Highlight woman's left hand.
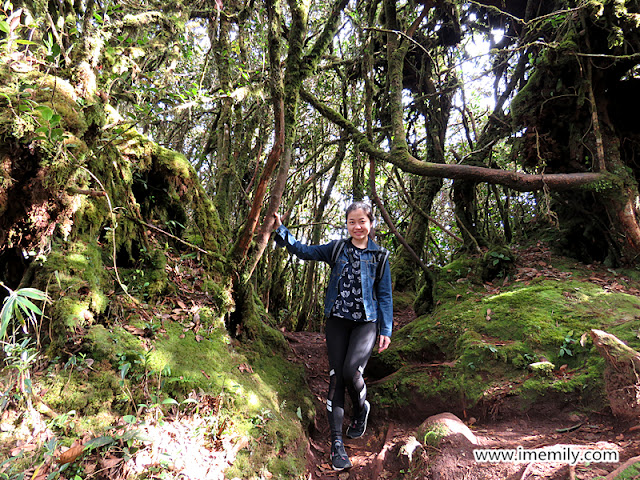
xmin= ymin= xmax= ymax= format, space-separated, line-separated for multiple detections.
xmin=378 ymin=335 xmax=390 ymax=352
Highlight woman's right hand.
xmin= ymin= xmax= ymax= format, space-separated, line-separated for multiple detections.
xmin=273 ymin=213 xmax=282 ymax=230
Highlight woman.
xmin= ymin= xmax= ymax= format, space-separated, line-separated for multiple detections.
xmin=272 ymin=201 xmax=393 ymax=471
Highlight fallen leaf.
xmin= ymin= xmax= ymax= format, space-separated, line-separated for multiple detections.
xmin=56 ymin=442 xmax=84 ymax=464
xmin=10 ymin=443 xmax=38 ymax=456
xmin=124 ymin=325 xmax=145 ymax=336
xmin=99 ymin=456 xmax=122 ymax=469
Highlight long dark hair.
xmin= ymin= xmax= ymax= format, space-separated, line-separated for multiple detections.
xmin=345 ymin=201 xmax=375 ymax=239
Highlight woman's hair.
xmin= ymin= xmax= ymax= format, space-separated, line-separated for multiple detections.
xmin=345 ymin=201 xmax=375 ymax=238
xmin=345 ymin=201 xmax=374 ymax=222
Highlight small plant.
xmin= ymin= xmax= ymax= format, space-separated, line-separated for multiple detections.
xmin=489 ymin=251 xmax=511 ymax=266
xmin=559 ymin=330 xmax=577 ymax=357
xmin=32 ymin=104 xmax=65 ymax=144
xmin=251 ymin=409 xmax=274 ymax=432
xmin=3 ymin=337 xmax=39 ymax=395
xmin=0 ymin=282 xmax=49 ymax=341
xmin=48 ymin=410 xmax=77 ymax=435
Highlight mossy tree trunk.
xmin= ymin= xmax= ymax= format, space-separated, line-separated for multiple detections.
xmin=391 ymin=27 xmax=454 ymax=292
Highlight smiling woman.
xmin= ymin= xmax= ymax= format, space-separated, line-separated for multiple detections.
xmin=271 ymin=202 xmax=392 ymax=471
xmin=346 ymin=201 xmax=374 ymax=248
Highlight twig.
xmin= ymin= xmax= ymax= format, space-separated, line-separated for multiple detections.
xmin=45 ymin=12 xmax=71 ymax=65
xmin=66 ymin=188 xmax=106 ymax=197
xmin=129 ymin=216 xmax=210 ymax=255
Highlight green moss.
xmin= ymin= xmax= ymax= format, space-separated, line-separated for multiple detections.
xmin=87 ymin=324 xmax=145 ymax=362
xmin=372 ymin=272 xmax=640 ymax=415
xmin=418 ymin=423 xmax=448 ymax=447
xmin=41 ymin=366 xmax=120 ymax=419
xmin=37 ymin=238 xmax=109 ymax=331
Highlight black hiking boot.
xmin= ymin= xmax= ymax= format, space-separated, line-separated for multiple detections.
xmin=346 ymin=400 xmax=370 ymax=439
xmin=330 ymin=439 xmax=352 ymax=471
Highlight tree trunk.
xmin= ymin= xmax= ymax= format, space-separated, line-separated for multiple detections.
xmin=296 ymin=140 xmax=346 ymax=331
xmin=590 ymin=329 xmax=640 ymax=419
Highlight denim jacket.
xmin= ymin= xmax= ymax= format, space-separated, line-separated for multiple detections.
xmin=274 ymin=225 xmax=393 ymax=337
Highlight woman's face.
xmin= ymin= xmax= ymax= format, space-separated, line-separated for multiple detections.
xmin=346 ymin=208 xmax=372 ymax=243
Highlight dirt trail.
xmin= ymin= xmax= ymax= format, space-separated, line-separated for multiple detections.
xmin=284 ymin=316 xmax=640 ymax=480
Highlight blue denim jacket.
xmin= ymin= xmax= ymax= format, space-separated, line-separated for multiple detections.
xmin=274 ymin=225 xmax=393 ymax=337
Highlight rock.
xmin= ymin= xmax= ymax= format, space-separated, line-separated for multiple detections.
xmin=418 ymin=413 xmax=483 ymax=480
xmin=416 ymin=412 xmax=479 ymax=447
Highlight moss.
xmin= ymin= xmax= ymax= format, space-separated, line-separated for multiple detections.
xmin=418 ymin=423 xmax=449 ymax=447
xmin=87 ymin=324 xmax=145 ymax=363
xmin=41 ymin=366 xmax=120 ymax=418
xmin=372 ymin=271 xmax=640 ymax=415
xmin=37 ymin=238 xmax=109 ymax=331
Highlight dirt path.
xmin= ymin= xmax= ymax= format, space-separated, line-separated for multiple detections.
xmin=284 ymin=313 xmax=640 ymax=479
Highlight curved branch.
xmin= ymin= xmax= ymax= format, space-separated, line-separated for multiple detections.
xmin=300 ymin=88 xmax=606 ymax=192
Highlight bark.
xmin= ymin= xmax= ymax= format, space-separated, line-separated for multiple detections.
xmin=233 ymin=0 xmax=286 ymax=262
xmin=239 ymin=0 xmax=351 ymax=278
xmin=590 ymin=329 xmax=640 ymax=419
xmin=212 ymin=12 xmax=234 ymax=228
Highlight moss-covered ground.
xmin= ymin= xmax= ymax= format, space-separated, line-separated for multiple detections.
xmin=0 ymin=252 xmax=313 ymax=480
xmin=371 ymin=247 xmax=640 ymax=419
xmin=1 ymin=311 xmax=312 ymax=480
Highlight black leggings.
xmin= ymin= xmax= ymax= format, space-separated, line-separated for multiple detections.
xmin=325 ymin=316 xmax=377 ymax=442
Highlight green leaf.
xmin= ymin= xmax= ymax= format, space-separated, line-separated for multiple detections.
xmin=15 ymin=296 xmax=42 ymax=316
xmin=120 ymin=362 xmax=130 ymax=379
xmin=35 ymin=105 xmax=54 ymax=121
xmin=0 ymin=20 xmax=9 ymax=33
xmin=84 ymin=436 xmax=115 ymax=450
xmin=51 ymin=128 xmax=64 ymax=140
xmin=17 ymin=288 xmax=48 ymax=301
xmin=16 ymin=40 xmax=38 ymax=45
xmin=122 ymin=415 xmax=136 ymax=424
xmin=162 ymin=398 xmax=179 ymax=405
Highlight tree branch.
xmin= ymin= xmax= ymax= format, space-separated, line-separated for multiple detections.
xmin=300 ymin=88 xmax=606 ymax=192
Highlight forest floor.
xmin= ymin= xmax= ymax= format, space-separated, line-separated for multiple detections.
xmin=283 ymin=244 xmax=640 ymax=480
